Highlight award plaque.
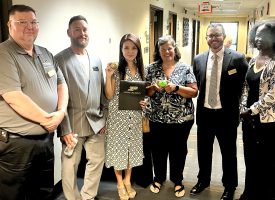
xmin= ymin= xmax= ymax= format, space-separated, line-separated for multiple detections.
xmin=119 ymin=80 xmax=146 ymax=110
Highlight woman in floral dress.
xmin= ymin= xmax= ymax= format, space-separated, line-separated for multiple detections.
xmin=105 ymin=33 xmax=145 ymax=200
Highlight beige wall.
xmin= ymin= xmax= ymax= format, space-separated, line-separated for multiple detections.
xmin=198 ymin=17 xmax=248 ymax=54
xmin=12 ymin=0 xmax=196 ymax=66
xmin=254 ymin=0 xmax=275 ymax=20
xmin=9 ymin=1 xmax=271 ymax=65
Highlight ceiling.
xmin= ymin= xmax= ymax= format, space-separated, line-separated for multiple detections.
xmin=172 ymin=0 xmax=265 ymax=17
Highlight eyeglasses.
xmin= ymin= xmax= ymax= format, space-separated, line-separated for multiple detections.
xmin=160 ymin=47 xmax=174 ymax=52
xmin=206 ymin=33 xmax=223 ymax=39
xmin=12 ymin=20 xmax=39 ymax=27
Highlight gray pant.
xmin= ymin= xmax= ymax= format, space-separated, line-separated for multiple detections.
xmin=61 ymin=134 xmax=105 ymax=200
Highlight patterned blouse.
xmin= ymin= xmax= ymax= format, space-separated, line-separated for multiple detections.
xmin=240 ymin=57 xmax=275 ymax=123
xmin=145 ymin=61 xmax=197 ymax=124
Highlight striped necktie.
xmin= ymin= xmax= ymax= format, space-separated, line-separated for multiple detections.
xmin=208 ymin=54 xmax=218 ymax=108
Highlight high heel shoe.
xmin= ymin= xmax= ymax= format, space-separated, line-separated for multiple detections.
xmin=117 ymin=185 xmax=129 ymax=200
xmin=123 ymin=180 xmax=136 ymax=198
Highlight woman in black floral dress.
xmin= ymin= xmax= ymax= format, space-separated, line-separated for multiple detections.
xmin=239 ymin=21 xmax=275 ymax=200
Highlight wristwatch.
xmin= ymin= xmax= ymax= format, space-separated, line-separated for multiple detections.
xmin=174 ymin=85 xmax=179 ymax=92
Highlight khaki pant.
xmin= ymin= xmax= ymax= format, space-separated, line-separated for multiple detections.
xmin=61 ymin=134 xmax=105 ymax=200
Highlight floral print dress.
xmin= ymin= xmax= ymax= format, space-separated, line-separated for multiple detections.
xmin=105 ymin=67 xmax=144 ymax=170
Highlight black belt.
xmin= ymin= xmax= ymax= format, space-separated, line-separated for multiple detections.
xmin=10 ymin=132 xmax=50 ymax=140
xmin=203 ymin=107 xmax=223 ymax=112
xmin=0 ymin=129 xmax=49 ymax=140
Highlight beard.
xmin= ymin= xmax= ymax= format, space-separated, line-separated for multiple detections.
xmin=208 ymin=41 xmax=223 ymax=50
xmin=71 ymin=37 xmax=89 ymax=48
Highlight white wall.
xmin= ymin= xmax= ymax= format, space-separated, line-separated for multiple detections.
xmin=12 ymin=0 xmax=194 ymax=184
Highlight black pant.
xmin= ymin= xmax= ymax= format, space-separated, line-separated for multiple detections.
xmin=150 ymin=120 xmax=194 ymax=186
xmin=197 ymin=108 xmax=238 ymax=189
xmin=241 ymin=117 xmax=275 ymax=200
xmin=0 ymin=134 xmax=54 ymax=200
xmin=132 ymin=132 xmax=153 ymax=188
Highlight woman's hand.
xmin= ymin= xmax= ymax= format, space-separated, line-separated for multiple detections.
xmin=240 ymin=109 xmax=255 ymax=128
xmin=139 ymin=100 xmax=147 ymax=110
xmin=147 ymin=83 xmax=162 ymax=92
xmin=105 ymin=63 xmax=116 ymax=79
xmin=164 ymin=81 xmax=177 ymax=93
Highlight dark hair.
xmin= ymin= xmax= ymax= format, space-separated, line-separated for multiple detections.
xmin=206 ymin=23 xmax=226 ymax=37
xmin=8 ymin=4 xmax=36 ymax=17
xmin=153 ymin=35 xmax=181 ymax=62
xmin=68 ymin=15 xmax=88 ymax=27
xmin=249 ymin=21 xmax=275 ymax=51
xmin=118 ymin=33 xmax=145 ymax=81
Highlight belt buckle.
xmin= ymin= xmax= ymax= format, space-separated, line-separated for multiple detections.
xmin=9 ymin=134 xmax=20 ymax=139
xmin=0 ymin=130 xmax=9 ymax=143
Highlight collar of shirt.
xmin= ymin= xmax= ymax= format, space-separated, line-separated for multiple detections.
xmin=209 ymin=46 xmax=224 ymax=60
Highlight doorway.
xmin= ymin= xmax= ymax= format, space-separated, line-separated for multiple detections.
xmin=149 ymin=5 xmax=163 ymax=63
xmin=191 ymin=19 xmax=200 ymax=64
xmin=0 ymin=0 xmax=12 ymax=42
xmin=168 ymin=12 xmax=177 ymax=41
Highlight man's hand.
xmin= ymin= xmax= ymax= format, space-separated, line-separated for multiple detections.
xmin=99 ymin=126 xmax=106 ymax=135
xmin=62 ymin=133 xmax=76 ymax=148
xmin=40 ymin=110 xmax=65 ymax=132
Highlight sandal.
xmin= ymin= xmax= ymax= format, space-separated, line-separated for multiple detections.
xmin=174 ymin=185 xmax=185 ymax=198
xmin=149 ymin=181 xmax=161 ymax=194
xmin=117 ymin=185 xmax=129 ymax=200
xmin=123 ymin=180 xmax=136 ymax=198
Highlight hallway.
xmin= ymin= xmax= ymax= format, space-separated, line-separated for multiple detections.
xmin=56 ymin=125 xmax=245 ymax=200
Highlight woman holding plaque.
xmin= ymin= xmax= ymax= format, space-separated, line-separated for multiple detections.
xmin=105 ymin=33 xmax=145 ymax=200
xmin=146 ymin=35 xmax=198 ymax=197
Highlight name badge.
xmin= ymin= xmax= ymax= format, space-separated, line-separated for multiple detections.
xmin=48 ymin=69 xmax=56 ymax=77
xmin=43 ymin=62 xmax=52 ymax=66
xmin=93 ymin=66 xmax=99 ymax=71
xmin=228 ymin=68 xmax=237 ymax=75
